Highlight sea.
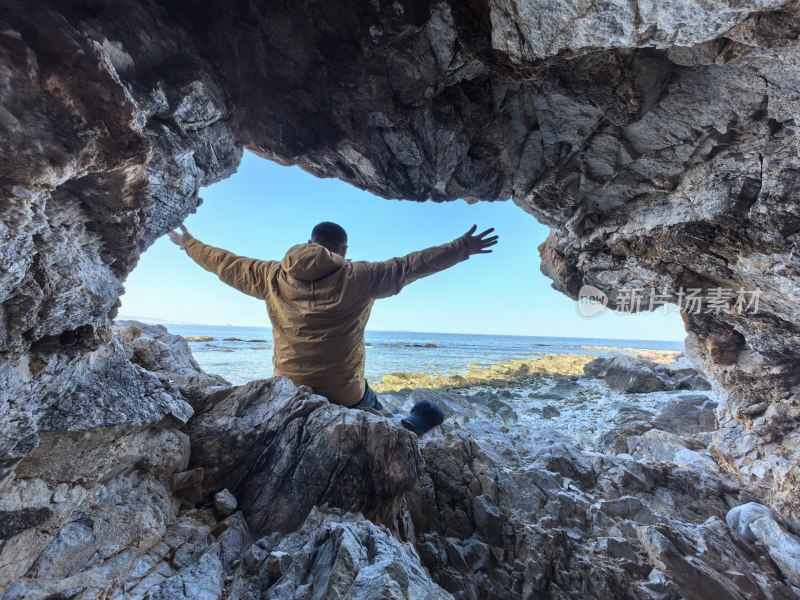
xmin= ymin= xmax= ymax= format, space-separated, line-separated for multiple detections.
xmin=160 ymin=324 xmax=684 ymax=386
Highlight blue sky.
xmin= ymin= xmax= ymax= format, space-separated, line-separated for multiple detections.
xmin=119 ymin=151 xmax=685 ymax=341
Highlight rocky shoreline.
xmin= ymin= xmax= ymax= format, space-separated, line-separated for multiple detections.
xmin=4 ymin=320 xmax=797 ymax=598
xmin=372 ymin=348 xmax=681 ymax=393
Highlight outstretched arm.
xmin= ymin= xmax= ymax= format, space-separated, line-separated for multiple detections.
xmin=168 ymin=225 xmax=275 ymax=299
xmin=366 ymin=225 xmax=498 ymax=299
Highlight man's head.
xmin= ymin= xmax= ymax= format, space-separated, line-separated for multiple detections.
xmin=310 ymin=222 xmax=348 ymax=257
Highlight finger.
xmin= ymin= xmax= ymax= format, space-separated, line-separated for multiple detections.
xmin=464 ymin=224 xmax=477 ymax=237
xmin=180 ymin=224 xmax=189 ymax=235
xmin=480 ymin=239 xmax=498 ymax=247
xmin=477 ymin=249 xmax=493 ymax=254
xmin=476 ymin=227 xmax=495 ymax=238
xmin=481 ymin=235 xmax=499 ymax=243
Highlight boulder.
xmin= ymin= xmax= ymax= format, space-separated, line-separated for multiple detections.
xmin=214 ymin=489 xmax=238 ymax=517
xmin=652 ymin=394 xmax=718 ymax=435
xmin=603 ymin=356 xmax=670 ymax=394
xmin=655 ymin=361 xmax=713 ymax=391
xmin=583 ymin=356 xmax=615 ymax=379
xmin=187 ymin=377 xmax=422 ymax=535
xmin=727 ymin=502 xmax=785 ymax=543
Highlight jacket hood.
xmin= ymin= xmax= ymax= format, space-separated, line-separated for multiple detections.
xmin=280 ymin=243 xmax=346 ymax=282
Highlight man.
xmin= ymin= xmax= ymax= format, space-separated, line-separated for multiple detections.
xmin=168 ymin=221 xmax=498 ymax=433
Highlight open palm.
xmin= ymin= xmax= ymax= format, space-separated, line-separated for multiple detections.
xmin=461 ymin=225 xmax=498 ymax=255
xmin=167 ymin=225 xmax=194 ymax=249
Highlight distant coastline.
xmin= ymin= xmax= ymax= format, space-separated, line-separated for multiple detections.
xmin=117 ymin=316 xmax=683 ymax=345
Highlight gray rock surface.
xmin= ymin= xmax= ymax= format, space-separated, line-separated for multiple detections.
xmin=627 ymin=429 xmax=721 ymax=471
xmin=114 ymin=320 xmax=230 ymax=405
xmin=0 ymin=322 xmax=224 ymax=595
xmin=187 ymin=377 xmax=422 ymax=535
xmin=2 ymin=0 xmax=800 ymax=596
xmin=604 ymin=356 xmax=670 ymax=394
xmin=399 ymin=409 xmax=788 ymax=599
xmin=652 ymin=394 xmax=718 ymax=435
xmin=1 ymin=323 xmax=796 ymax=597
xmin=228 ymin=508 xmax=453 ymax=600
xmin=727 ymin=502 xmax=782 ymax=542
xmin=748 ymin=516 xmax=800 ymax=588
xmin=214 ymin=489 xmax=238 ymax=517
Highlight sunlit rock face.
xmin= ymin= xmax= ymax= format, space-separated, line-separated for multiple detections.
xmin=2 ymin=0 xmax=800 ymax=595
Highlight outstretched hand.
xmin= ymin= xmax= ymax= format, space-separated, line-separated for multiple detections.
xmin=460 ymin=225 xmax=498 ymax=255
xmin=167 ymin=225 xmax=194 ymax=250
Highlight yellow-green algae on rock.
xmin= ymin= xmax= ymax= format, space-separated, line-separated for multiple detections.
xmin=372 ymin=349 xmax=681 ymax=393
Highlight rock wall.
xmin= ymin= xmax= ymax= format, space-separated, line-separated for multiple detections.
xmin=9 ymin=322 xmax=800 ymax=598
xmin=2 ymin=0 xmax=800 ymax=596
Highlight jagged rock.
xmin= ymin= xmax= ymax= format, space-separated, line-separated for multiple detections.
xmin=0 ymin=331 xmax=193 ymax=487
xmin=187 ymin=377 xmax=422 ymax=535
xmin=590 ymin=354 xmax=712 ymax=395
xmin=146 ymin=544 xmax=224 ymax=600
xmin=627 ymin=429 xmax=721 ymax=471
xmin=172 ymin=467 xmax=204 ymax=506
xmin=597 ymin=403 xmax=656 ymax=454
xmin=2 ymin=472 xmax=189 ymax=597
xmin=637 ymin=522 xmax=765 ymax=600
xmin=114 ymin=320 xmax=230 ymax=405
xmin=655 ymin=363 xmax=713 ymax=391
xmin=748 ymin=516 xmax=800 ymax=588
xmin=228 ymin=508 xmax=452 ymax=599
xmin=0 ymin=334 xmax=193 ymax=588
xmin=598 ymin=496 xmax=657 ymax=525
xmin=403 ymin=408 xmax=789 ymax=599
xmin=531 ymin=378 xmax=583 ymax=400
xmin=116 ymin=511 xmax=249 ymax=599
xmin=597 ymin=393 xmax=719 ymax=457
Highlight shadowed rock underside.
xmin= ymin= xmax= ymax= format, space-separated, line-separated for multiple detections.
xmin=2 ymin=0 xmax=800 ymax=597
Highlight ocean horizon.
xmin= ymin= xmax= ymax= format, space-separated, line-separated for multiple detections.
xmin=118 ymin=318 xmax=685 ymax=386
xmin=118 ymin=315 xmax=684 ymax=344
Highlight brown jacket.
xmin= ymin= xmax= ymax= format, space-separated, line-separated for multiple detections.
xmin=185 ymin=237 xmax=470 ymax=406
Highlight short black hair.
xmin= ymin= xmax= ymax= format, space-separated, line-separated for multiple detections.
xmin=311 ymin=222 xmax=347 ymax=250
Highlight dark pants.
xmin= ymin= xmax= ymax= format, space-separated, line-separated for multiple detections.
xmin=351 ymin=381 xmax=384 ymax=410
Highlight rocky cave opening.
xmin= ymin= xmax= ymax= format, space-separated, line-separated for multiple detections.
xmin=117 ymin=151 xmax=686 ymax=343
xmin=2 ymin=0 xmax=800 ymax=598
